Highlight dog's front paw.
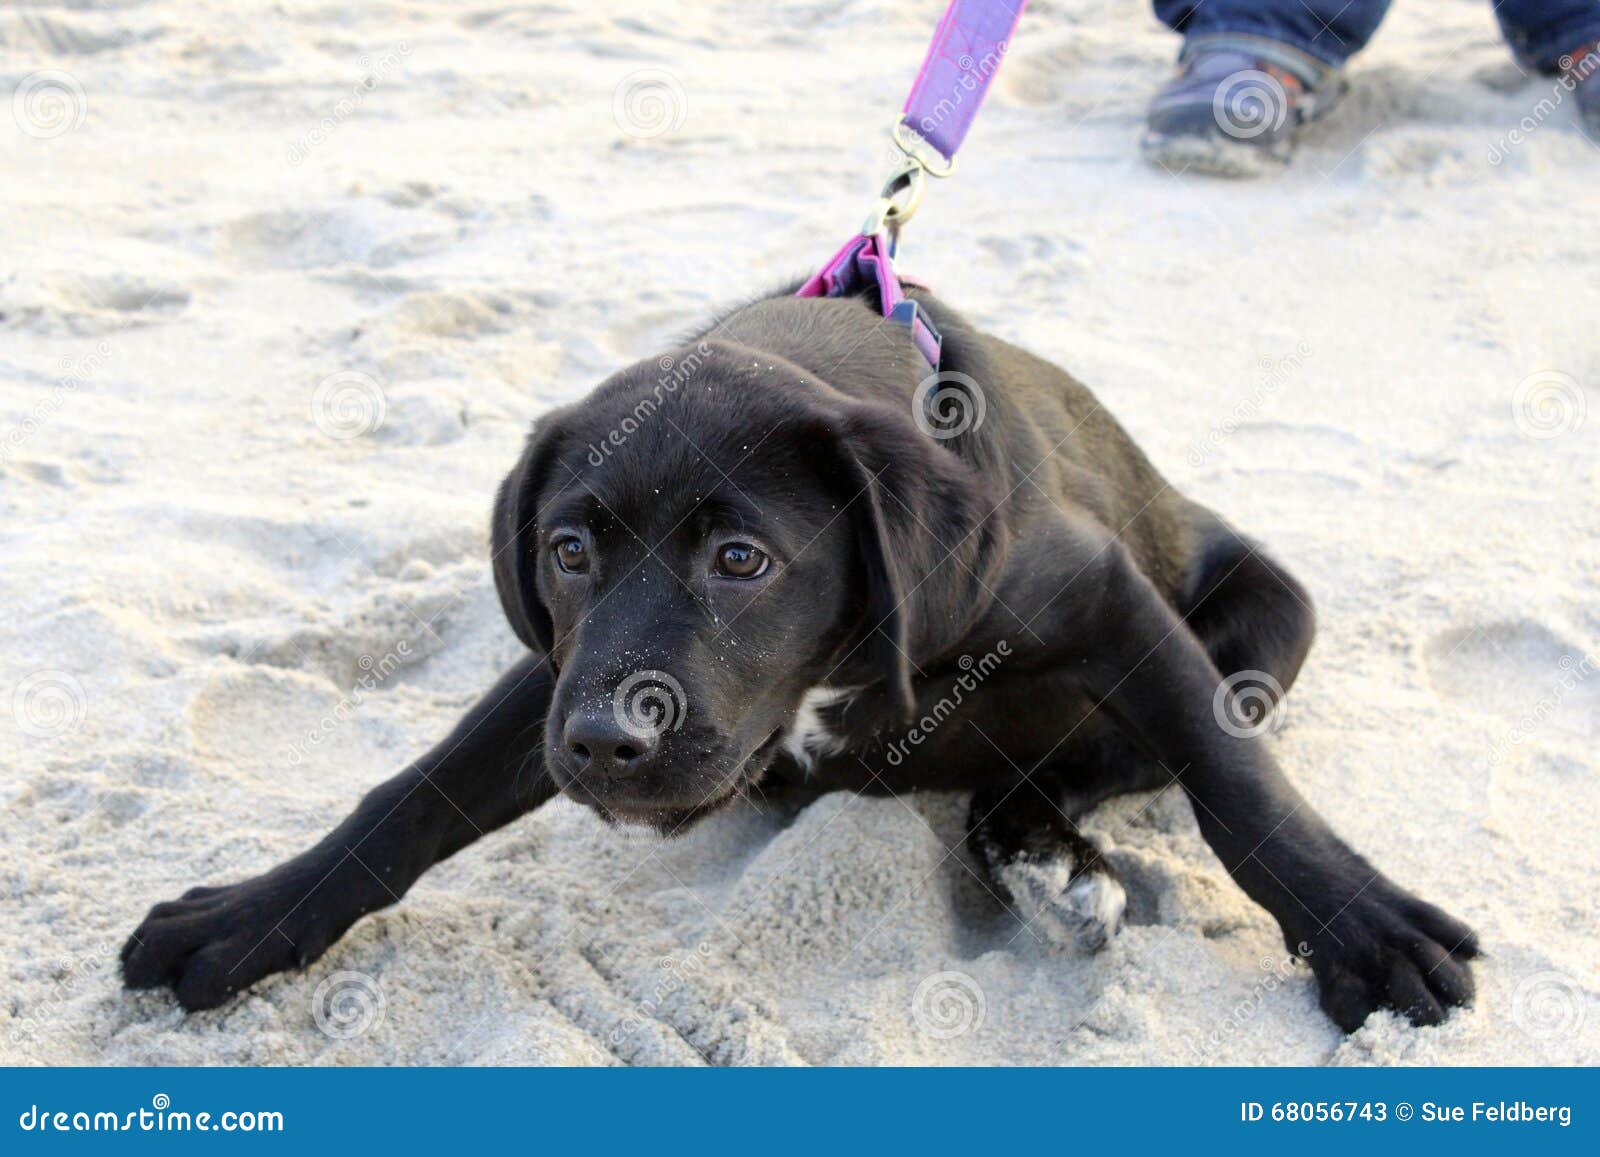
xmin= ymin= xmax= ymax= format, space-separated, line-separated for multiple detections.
xmin=1296 ymin=881 xmax=1479 ymax=1033
xmin=999 ymin=853 xmax=1126 ymax=954
xmin=122 ymin=869 xmax=345 ymax=1011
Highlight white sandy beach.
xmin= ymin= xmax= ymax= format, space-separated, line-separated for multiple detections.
xmin=2 ymin=0 xmax=1597 ymax=1065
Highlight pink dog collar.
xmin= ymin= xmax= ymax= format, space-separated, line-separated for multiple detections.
xmin=796 ymin=1 xmax=1028 ymax=370
xmin=794 ymin=232 xmax=942 ymax=369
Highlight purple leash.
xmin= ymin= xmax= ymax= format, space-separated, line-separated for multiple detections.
xmin=796 ymin=0 xmax=1029 ymax=369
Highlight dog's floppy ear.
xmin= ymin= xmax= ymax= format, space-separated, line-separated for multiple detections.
xmin=490 ymin=413 xmax=569 ymax=653
xmin=823 ymin=401 xmax=1006 ymax=720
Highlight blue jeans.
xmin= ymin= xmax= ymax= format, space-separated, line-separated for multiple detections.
xmin=1153 ymin=0 xmax=1600 ymax=71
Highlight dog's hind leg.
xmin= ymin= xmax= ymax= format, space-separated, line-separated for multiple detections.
xmin=1016 ymin=521 xmax=1475 ymax=1030
xmin=998 ymin=527 xmax=1317 ymax=867
xmin=968 ymin=782 xmax=1127 ymax=953
xmin=1181 ymin=520 xmax=1317 ymax=707
xmin=1047 ymin=522 xmax=1316 ymax=815
xmin=968 ymin=525 xmax=1316 ymax=952
xmin=1051 ymin=716 xmax=1176 ymax=818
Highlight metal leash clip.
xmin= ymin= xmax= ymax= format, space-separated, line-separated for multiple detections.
xmin=861 ymin=119 xmax=957 ymax=250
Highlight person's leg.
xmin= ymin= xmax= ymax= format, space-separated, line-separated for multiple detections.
xmin=1143 ymin=1 xmax=1392 ymax=175
xmin=1153 ymin=0 xmax=1394 ymax=68
xmin=1493 ymin=0 xmax=1600 ymax=72
xmin=1495 ymin=1 xmax=1600 ymax=140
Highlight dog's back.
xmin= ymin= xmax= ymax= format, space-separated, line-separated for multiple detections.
xmin=700 ymin=289 xmax=1203 ymax=604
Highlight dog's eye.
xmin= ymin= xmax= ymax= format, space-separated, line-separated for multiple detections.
xmin=552 ymin=535 xmax=590 ymax=574
xmin=712 ymin=542 xmax=769 ymax=579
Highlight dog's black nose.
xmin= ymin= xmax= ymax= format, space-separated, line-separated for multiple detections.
xmin=562 ymin=710 xmax=657 ymax=779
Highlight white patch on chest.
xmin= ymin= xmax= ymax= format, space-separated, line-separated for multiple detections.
xmin=780 ymin=685 xmax=857 ymax=771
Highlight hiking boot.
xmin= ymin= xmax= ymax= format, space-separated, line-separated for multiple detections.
xmin=1561 ymin=41 xmax=1600 ymax=140
xmin=1142 ymin=34 xmax=1349 ymax=177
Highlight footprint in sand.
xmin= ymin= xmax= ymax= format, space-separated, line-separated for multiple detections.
xmin=8 ymin=12 xmax=160 ymax=56
xmin=219 ymin=204 xmax=456 ymax=272
xmin=4 ymin=459 xmax=77 ymax=488
xmin=1 ymin=271 xmax=189 ymax=336
xmin=1360 ymin=128 xmax=1481 ymax=186
xmin=978 ymin=233 xmax=1058 ymax=265
xmin=976 ymin=233 xmax=1092 ymax=290
xmin=184 ymin=664 xmax=410 ymax=787
xmin=388 ymin=290 xmax=511 ymax=340
xmin=69 ymin=274 xmax=191 ymax=315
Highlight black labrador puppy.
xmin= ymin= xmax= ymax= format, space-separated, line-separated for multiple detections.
xmin=123 ymin=287 xmax=1478 ymax=1033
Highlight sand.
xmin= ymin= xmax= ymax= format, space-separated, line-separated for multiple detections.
xmin=2 ymin=0 xmax=1597 ymax=1066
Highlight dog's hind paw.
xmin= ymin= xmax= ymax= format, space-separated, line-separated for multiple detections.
xmin=999 ymin=854 xmax=1126 ymax=954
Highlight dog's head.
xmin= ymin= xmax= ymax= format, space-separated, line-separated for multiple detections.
xmin=490 ymin=335 xmax=1003 ymax=832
